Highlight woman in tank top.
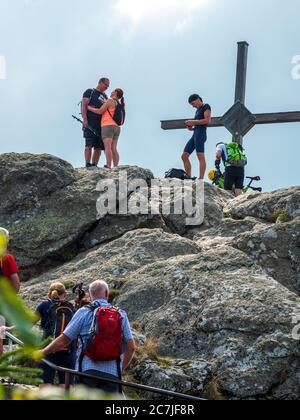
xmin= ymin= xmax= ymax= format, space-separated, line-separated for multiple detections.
xmin=88 ymin=88 xmax=125 ymax=169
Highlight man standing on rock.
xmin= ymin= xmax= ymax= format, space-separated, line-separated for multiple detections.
xmin=82 ymin=78 xmax=110 ymax=168
xmin=215 ymin=141 xmax=247 ymax=197
xmin=42 ymin=280 xmax=136 ymax=394
xmin=182 ymin=95 xmax=212 ymax=180
xmin=0 ymin=228 xmax=20 ymax=356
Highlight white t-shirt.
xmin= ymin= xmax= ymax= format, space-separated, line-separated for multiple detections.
xmin=216 ymin=143 xmax=228 ymax=164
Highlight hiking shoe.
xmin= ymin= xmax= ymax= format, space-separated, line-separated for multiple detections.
xmin=86 ymin=163 xmax=92 ymax=168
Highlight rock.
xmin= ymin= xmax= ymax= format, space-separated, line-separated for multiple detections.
xmin=223 ymin=187 xmax=300 ymax=222
xmin=188 ymin=217 xmax=265 ymax=248
xmin=0 ymin=153 xmax=162 ymax=280
xmin=21 ymin=229 xmax=201 ymax=306
xmin=151 ymin=180 xmax=231 ymax=235
xmin=115 ymin=245 xmax=300 ymax=399
xmin=3 ymin=153 xmax=300 ymax=400
xmin=131 ymin=357 xmax=212 ymax=399
xmin=231 ymin=218 xmax=300 ymax=293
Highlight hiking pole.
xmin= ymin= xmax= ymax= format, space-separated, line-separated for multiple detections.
xmin=72 ymin=115 xmax=100 ymax=138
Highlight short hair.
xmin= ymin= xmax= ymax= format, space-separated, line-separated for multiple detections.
xmin=188 ymin=94 xmax=203 ymax=104
xmin=99 ymin=77 xmax=109 ymax=85
xmin=89 ymin=281 xmax=109 ymax=299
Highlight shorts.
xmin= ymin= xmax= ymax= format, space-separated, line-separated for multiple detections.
xmin=81 ymin=370 xmax=121 ymax=395
xmin=85 ymin=137 xmax=104 ymax=150
xmin=224 ymin=166 xmax=245 ymax=190
xmin=102 ymin=125 xmax=121 ymax=142
xmin=39 ymin=351 xmax=77 ymax=385
xmin=184 ymin=129 xmax=207 ymax=154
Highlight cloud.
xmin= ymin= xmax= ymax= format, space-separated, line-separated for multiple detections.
xmin=112 ymin=0 xmax=206 ymax=34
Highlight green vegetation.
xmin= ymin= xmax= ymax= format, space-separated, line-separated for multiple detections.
xmin=271 ymin=209 xmax=291 ymax=223
xmin=203 ymin=377 xmax=226 ymax=401
xmin=0 ymin=279 xmax=44 ymax=397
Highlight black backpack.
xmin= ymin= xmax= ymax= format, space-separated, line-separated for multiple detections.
xmin=165 ymin=169 xmax=196 ymax=181
xmin=108 ymin=102 xmax=126 ymax=126
xmin=45 ymin=300 xmax=75 ymax=339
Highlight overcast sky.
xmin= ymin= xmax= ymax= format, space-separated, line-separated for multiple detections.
xmin=0 ymin=0 xmax=299 ymax=191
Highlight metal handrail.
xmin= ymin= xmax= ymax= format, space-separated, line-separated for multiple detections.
xmin=4 ymin=331 xmax=206 ymax=401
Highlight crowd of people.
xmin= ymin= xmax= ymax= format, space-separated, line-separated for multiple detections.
xmin=0 ymin=228 xmax=135 ymax=395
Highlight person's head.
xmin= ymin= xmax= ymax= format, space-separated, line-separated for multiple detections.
xmin=188 ymin=94 xmax=203 ymax=109
xmin=97 ymin=77 xmax=110 ymax=93
xmin=89 ymin=280 xmax=109 ymax=302
xmin=216 ymin=142 xmax=225 ymax=147
xmin=111 ymin=88 xmax=125 ymax=107
xmin=48 ymin=282 xmax=67 ymax=301
xmin=0 ymin=228 xmax=9 ymax=256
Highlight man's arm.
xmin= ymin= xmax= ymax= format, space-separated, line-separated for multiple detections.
xmin=216 ymin=150 xmax=222 ymax=160
xmin=186 ymin=110 xmax=212 ymax=127
xmin=122 ymin=339 xmax=136 ymax=371
xmin=82 ymin=97 xmax=89 ymax=129
xmin=88 ymin=99 xmax=113 ymax=115
xmin=9 ymin=274 xmax=20 ymax=293
xmin=43 ymin=334 xmax=71 ymax=357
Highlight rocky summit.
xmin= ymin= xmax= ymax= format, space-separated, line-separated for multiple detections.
xmin=2 ymin=153 xmax=300 ymax=400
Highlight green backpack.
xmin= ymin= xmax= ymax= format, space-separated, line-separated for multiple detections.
xmin=225 ymin=142 xmax=247 ymax=167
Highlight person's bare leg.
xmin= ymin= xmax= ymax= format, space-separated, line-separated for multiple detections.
xmin=112 ymin=140 xmax=120 ymax=167
xmin=235 ymin=189 xmax=243 ymax=197
xmin=197 ymin=153 xmax=207 ymax=180
xmin=103 ymin=139 xmax=113 ymax=168
xmin=181 ymin=153 xmax=192 ymax=177
xmin=0 ymin=339 xmax=3 ymax=357
xmin=85 ymin=147 xmax=92 ymax=163
xmin=92 ymin=149 xmax=101 ymax=166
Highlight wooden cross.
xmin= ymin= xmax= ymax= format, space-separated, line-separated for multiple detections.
xmin=161 ymin=41 xmax=300 ymax=145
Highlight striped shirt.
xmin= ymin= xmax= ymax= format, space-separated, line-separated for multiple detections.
xmin=63 ymin=299 xmax=133 ymax=378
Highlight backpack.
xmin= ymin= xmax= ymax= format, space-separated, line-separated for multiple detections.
xmin=165 ymin=168 xmax=195 ymax=180
xmin=225 ymin=142 xmax=247 ymax=167
xmin=45 ymin=300 xmax=75 ymax=339
xmin=83 ymin=305 xmax=123 ymax=362
xmin=108 ymin=102 xmax=126 ymax=126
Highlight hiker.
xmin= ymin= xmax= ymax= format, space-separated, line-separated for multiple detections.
xmin=182 ymin=95 xmax=212 ymax=180
xmin=0 ymin=228 xmax=20 ymax=357
xmin=82 ymin=77 xmax=110 ymax=168
xmin=36 ymin=283 xmax=76 ymax=387
xmin=42 ymin=280 xmax=136 ymax=395
xmin=88 ymin=88 xmax=125 ymax=169
xmin=215 ymin=141 xmax=247 ymax=197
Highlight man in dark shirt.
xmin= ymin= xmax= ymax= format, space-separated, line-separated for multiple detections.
xmin=82 ymin=77 xmax=110 ymax=168
xmin=182 ymin=94 xmax=212 ymax=180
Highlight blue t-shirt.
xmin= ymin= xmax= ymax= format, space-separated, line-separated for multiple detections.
xmin=63 ymin=299 xmax=133 ymax=377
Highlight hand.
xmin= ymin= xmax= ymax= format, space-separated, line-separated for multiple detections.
xmin=83 ymin=119 xmax=88 ymax=129
xmin=215 ymin=160 xmax=221 ymax=169
xmin=185 ymin=120 xmax=195 ymax=128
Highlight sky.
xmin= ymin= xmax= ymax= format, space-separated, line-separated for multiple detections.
xmin=0 ymin=0 xmax=299 ymax=191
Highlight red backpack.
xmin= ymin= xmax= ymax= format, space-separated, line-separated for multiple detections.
xmin=84 ymin=306 xmax=123 ymax=362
